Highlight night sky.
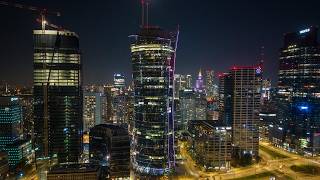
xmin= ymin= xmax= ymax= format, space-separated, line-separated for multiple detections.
xmin=1 ymin=0 xmax=320 ymax=86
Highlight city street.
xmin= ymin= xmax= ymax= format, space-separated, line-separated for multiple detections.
xmin=176 ymin=141 xmax=320 ymax=180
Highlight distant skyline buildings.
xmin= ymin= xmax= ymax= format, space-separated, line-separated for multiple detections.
xmin=83 ymin=92 xmax=105 ymax=132
xmin=2 ymin=0 xmax=320 ymax=178
xmin=205 ymin=69 xmax=215 ymax=97
xmin=195 ymin=69 xmax=205 ymax=93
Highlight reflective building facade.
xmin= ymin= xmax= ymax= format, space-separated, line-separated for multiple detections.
xmin=130 ymin=27 xmax=179 ymax=175
xmin=89 ymin=124 xmax=130 ymax=179
xmin=277 ymin=27 xmax=320 ymax=154
xmin=33 ymin=30 xmax=82 ymax=163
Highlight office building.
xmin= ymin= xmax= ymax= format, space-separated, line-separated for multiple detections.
xmin=186 ymin=75 xmax=193 ymax=89
xmin=174 ymin=74 xmax=188 ymax=98
xmin=218 ymin=73 xmax=233 ymax=126
xmin=207 ymin=97 xmax=219 ymax=120
xmin=205 ymin=69 xmax=215 ymax=97
xmin=188 ymin=120 xmax=232 ymax=171
xmin=0 ymin=96 xmax=22 ymax=149
xmin=261 ymin=79 xmax=272 ymax=103
xmin=180 ymin=89 xmax=196 ymax=130
xmin=113 ymin=73 xmax=125 ymax=94
xmin=130 ymin=27 xmax=179 ymax=175
xmin=277 ymin=27 xmax=320 ymax=154
xmin=33 ymin=30 xmax=83 ymax=163
xmin=195 ymin=91 xmax=207 ymax=120
xmin=195 ymin=69 xmax=205 ymax=93
xmin=110 ymin=74 xmax=127 ymax=124
xmin=103 ymin=85 xmax=114 ymax=124
xmin=47 ymin=164 xmax=102 ymax=180
xmin=83 ymin=92 xmax=105 ymax=132
xmin=89 ymin=124 xmax=130 ymax=179
xmin=0 ymin=96 xmax=32 ymax=168
xmin=230 ymin=66 xmax=262 ymax=162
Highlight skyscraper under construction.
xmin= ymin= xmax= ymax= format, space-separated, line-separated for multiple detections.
xmin=130 ymin=26 xmax=179 ymax=175
xmin=33 ymin=30 xmax=82 ymax=163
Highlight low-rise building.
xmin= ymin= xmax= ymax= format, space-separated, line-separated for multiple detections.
xmin=47 ymin=164 xmax=101 ymax=180
xmin=188 ymin=120 xmax=232 ymax=171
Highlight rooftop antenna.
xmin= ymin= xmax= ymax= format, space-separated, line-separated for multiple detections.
xmin=141 ymin=0 xmax=151 ymax=28
xmin=259 ymin=46 xmax=265 ymax=67
xmin=141 ymin=0 xmax=144 ymax=27
xmin=146 ymin=0 xmax=150 ymax=27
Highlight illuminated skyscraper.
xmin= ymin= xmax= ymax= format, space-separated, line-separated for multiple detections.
xmin=83 ymin=92 xmax=105 ymax=132
xmin=0 ymin=96 xmax=22 ymax=150
xmin=205 ymin=69 xmax=215 ymax=97
xmin=230 ymin=66 xmax=262 ymax=162
xmin=174 ymin=74 xmax=187 ymax=98
xmin=186 ymin=75 xmax=193 ymax=89
xmin=218 ymin=73 xmax=233 ymax=126
xmin=33 ymin=30 xmax=82 ymax=163
xmin=261 ymin=79 xmax=272 ymax=103
xmin=113 ymin=73 xmax=125 ymax=94
xmin=277 ymin=27 xmax=320 ymax=154
xmin=112 ymin=73 xmax=127 ymax=124
xmin=195 ymin=92 xmax=207 ymax=120
xmin=0 ymin=96 xmax=32 ymax=168
xmin=195 ymin=69 xmax=204 ymax=93
xmin=130 ymin=27 xmax=179 ymax=175
xmin=180 ymin=89 xmax=196 ymax=129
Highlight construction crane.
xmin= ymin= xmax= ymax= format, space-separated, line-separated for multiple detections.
xmin=0 ymin=0 xmax=61 ymax=30
xmin=0 ymin=0 xmax=63 ymax=162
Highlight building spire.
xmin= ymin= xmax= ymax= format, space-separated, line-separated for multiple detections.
xmin=198 ymin=68 xmax=202 ymax=78
xmin=140 ymin=0 xmax=151 ymax=28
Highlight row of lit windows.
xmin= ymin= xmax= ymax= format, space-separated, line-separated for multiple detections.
xmin=34 ymin=53 xmax=80 ymax=64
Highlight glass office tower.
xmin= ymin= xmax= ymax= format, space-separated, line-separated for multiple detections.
xmin=33 ymin=30 xmax=82 ymax=163
xmin=231 ymin=66 xmax=262 ymax=162
xmin=277 ymin=27 xmax=320 ymax=154
xmin=130 ymin=27 xmax=179 ymax=175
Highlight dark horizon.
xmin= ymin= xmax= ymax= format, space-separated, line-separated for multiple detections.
xmin=1 ymin=0 xmax=320 ymax=86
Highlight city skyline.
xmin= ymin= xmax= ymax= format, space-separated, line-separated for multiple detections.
xmin=1 ymin=0 xmax=320 ymax=85
xmin=1 ymin=0 xmax=320 ymax=179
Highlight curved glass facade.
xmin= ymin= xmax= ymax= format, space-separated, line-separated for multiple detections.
xmin=130 ymin=27 xmax=178 ymax=175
